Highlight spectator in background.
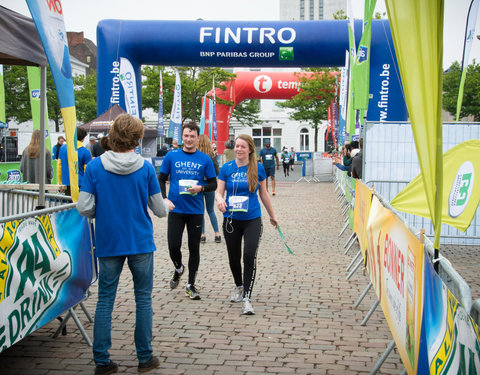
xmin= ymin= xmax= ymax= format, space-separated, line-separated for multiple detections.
xmin=57 ymin=127 xmax=92 ymax=196
xmin=86 ymin=135 xmax=97 ymax=154
xmin=197 ymin=135 xmax=221 ymax=244
xmin=20 ymin=129 xmax=53 ymax=184
xmin=351 ymin=138 xmax=363 ymax=179
xmin=92 ymin=133 xmax=106 ymax=158
xmin=52 ymin=135 xmax=65 ymax=160
xmin=156 ymin=144 xmax=169 ymax=157
xmin=222 ymin=140 xmax=235 ymax=164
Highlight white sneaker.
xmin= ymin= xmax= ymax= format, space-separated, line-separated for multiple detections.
xmin=242 ymin=298 xmax=255 ymax=315
xmin=230 ymin=286 xmax=244 ymax=302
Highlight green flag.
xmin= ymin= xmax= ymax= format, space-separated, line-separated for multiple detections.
xmin=27 ymin=66 xmax=51 ymax=151
xmin=385 ymin=0 xmax=444 ymax=249
xmin=352 ymin=0 xmax=377 ymax=110
xmin=0 ymin=64 xmax=5 ymax=125
xmin=346 ymin=2 xmax=356 ymax=137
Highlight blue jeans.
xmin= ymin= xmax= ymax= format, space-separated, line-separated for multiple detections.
xmin=202 ymin=191 xmax=219 ymax=234
xmin=93 ymin=252 xmax=154 ymax=365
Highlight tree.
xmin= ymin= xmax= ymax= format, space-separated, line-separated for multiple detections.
xmin=277 ymin=68 xmax=338 ymax=151
xmin=333 ymin=10 xmax=347 ymax=19
xmin=443 ymin=60 xmax=480 ymax=121
xmin=141 ymin=66 xmax=235 ymax=124
xmin=232 ymin=99 xmax=262 ymax=127
xmin=74 ymin=71 xmax=97 ymax=123
xmin=3 ymin=65 xmax=63 ymax=131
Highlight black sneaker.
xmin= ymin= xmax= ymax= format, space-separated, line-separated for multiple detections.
xmin=169 ymin=266 xmax=184 ymax=289
xmin=200 ymin=235 xmax=206 ymax=243
xmin=215 ymin=235 xmax=221 ymax=243
xmin=185 ymin=285 xmax=201 ymax=300
xmin=138 ymin=355 xmax=160 ymax=373
xmin=95 ymin=360 xmax=118 ymax=375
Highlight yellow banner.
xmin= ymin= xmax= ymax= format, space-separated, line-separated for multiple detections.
xmin=385 ymin=0 xmax=444 ymax=248
xmin=391 ymin=140 xmax=480 ymax=232
xmin=61 ymin=106 xmax=79 ymax=202
xmin=353 ymin=179 xmax=373 ymax=258
xmin=366 ymin=196 xmax=424 ymax=374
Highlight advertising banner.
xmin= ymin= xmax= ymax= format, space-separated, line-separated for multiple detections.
xmin=26 ymin=0 xmax=79 ymax=201
xmin=385 ymin=0 xmax=444 ymax=248
xmin=119 ymin=57 xmax=139 ymax=119
xmin=366 ymin=196 xmax=424 ymax=374
xmin=0 ymin=209 xmax=93 ymax=353
xmin=353 ymin=179 xmax=373 ymax=257
xmin=157 ymin=70 xmax=164 ymax=137
xmin=27 ymin=66 xmax=51 ymax=151
xmin=168 ymin=70 xmax=182 ymax=142
xmin=391 ymin=140 xmax=480 ymax=233
xmin=422 ymin=254 xmax=480 ymax=374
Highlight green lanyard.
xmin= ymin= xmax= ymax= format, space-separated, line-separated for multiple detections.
xmin=277 ymin=226 xmax=293 ymax=254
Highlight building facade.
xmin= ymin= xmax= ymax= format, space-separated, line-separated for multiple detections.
xmin=280 ymin=0 xmax=347 ymax=21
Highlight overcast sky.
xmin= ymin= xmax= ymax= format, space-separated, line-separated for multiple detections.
xmin=1 ymin=0 xmax=479 ymax=69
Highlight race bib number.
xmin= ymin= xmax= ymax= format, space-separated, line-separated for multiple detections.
xmin=179 ymin=179 xmax=198 ymax=195
xmin=265 ymin=154 xmax=273 ymax=160
xmin=228 ymin=196 xmax=249 ymax=212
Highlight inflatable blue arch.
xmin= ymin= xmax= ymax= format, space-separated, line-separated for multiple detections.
xmin=96 ymin=19 xmax=407 ymax=122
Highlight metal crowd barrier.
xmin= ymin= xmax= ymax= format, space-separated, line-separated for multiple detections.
xmin=0 ymin=189 xmax=94 ymax=347
xmin=334 ymin=172 xmax=475 ymax=374
xmin=0 ymin=188 xmax=72 ymax=218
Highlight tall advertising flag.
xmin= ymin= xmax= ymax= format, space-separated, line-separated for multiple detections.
xmin=352 ymin=0 xmax=377 ymax=111
xmin=168 ymin=70 xmax=182 ymax=142
xmin=26 ymin=0 xmax=79 ymax=201
xmin=208 ymin=97 xmax=213 ymax=140
xmin=119 ymin=57 xmax=139 ymax=119
xmin=157 ymin=70 xmax=164 ymax=137
xmin=346 ymin=0 xmax=357 ymax=137
xmin=385 ymin=0 xmax=444 ymax=250
xmin=200 ymin=92 xmax=206 ymax=135
xmin=0 ymin=65 xmax=5 ymax=125
xmin=212 ymin=78 xmax=217 ymax=141
xmin=456 ymin=0 xmax=480 ymax=122
xmin=27 ymin=66 xmax=51 ymax=151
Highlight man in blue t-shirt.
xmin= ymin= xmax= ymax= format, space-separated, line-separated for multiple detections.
xmin=57 ymin=127 xmax=92 ymax=196
xmin=257 ymin=140 xmax=279 ymax=195
xmin=158 ymin=122 xmax=217 ymax=300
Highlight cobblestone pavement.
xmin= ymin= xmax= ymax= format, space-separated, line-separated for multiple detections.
xmin=1 ymin=176 xmax=479 ymax=374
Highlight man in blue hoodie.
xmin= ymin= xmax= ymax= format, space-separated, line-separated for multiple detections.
xmin=77 ymin=114 xmax=172 ymax=375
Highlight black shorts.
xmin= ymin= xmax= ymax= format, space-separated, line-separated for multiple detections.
xmin=265 ymin=167 xmax=275 ymax=177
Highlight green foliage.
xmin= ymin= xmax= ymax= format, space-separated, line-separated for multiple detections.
xmin=277 ymin=68 xmax=338 ymax=151
xmin=232 ymin=99 xmax=262 ymax=127
xmin=3 ymin=65 xmax=30 ymax=123
xmin=73 ymin=72 xmax=97 ymax=123
xmin=333 ymin=9 xmax=347 ymax=19
xmin=443 ymin=60 xmax=480 ymax=121
xmin=141 ymin=66 xmax=236 ymax=124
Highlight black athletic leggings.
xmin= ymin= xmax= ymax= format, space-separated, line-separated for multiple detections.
xmin=223 ymin=217 xmax=263 ymax=299
xmin=167 ymin=212 xmax=203 ymax=285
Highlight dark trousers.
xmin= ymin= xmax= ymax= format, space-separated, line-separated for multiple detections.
xmin=167 ymin=212 xmax=203 ymax=285
xmin=223 ymin=217 xmax=262 ymax=299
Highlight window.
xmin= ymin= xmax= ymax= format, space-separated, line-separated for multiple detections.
xmin=252 ymin=127 xmax=282 ymax=154
xmin=300 ymin=0 xmax=305 ymax=20
xmin=300 ymin=128 xmax=309 ymax=151
xmin=318 ymin=0 xmax=324 ymax=19
xmin=309 ymin=0 xmax=314 ymax=19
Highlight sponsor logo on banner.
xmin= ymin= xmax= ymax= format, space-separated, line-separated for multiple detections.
xmin=0 ymin=217 xmax=72 ymax=350
xmin=357 ymin=45 xmax=368 ymax=64
xmin=253 ymin=75 xmax=273 ymax=93
xmin=448 ymin=161 xmax=474 ymax=218
xmin=199 ymin=27 xmax=296 ymax=44
xmin=31 ymin=89 xmax=40 ymax=100
xmin=279 ymin=47 xmax=294 ymax=61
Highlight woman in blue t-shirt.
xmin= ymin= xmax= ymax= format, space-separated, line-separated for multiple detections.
xmin=215 ymin=134 xmax=279 ymax=315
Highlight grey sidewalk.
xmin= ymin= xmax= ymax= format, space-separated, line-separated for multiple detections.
xmin=1 ymin=181 xmax=478 ymax=374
